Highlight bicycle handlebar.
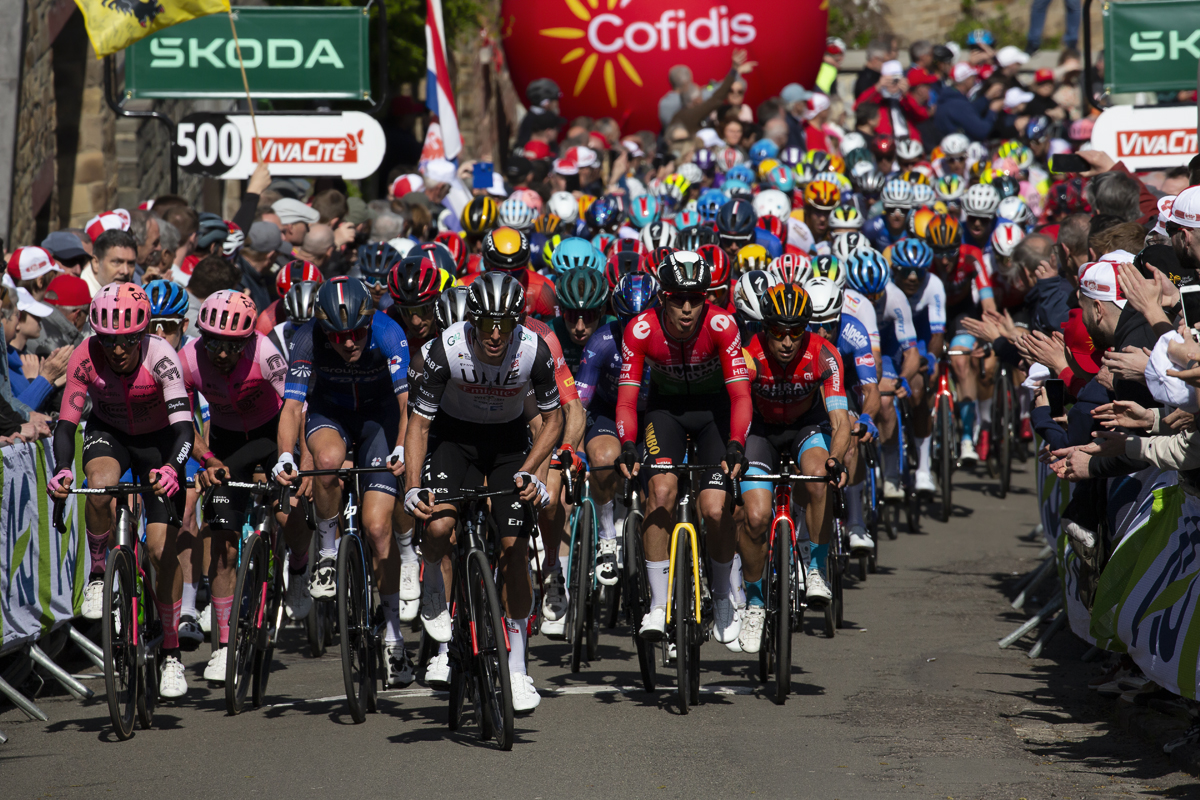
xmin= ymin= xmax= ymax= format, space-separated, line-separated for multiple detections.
xmin=52 ymin=482 xmax=176 ymax=534
xmin=418 ymin=487 xmax=532 ymax=508
xmin=619 ymin=462 xmax=744 ymax=506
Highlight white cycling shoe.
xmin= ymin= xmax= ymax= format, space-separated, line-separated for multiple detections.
xmin=425 ymin=651 xmax=451 ymax=687
xmin=419 ymin=585 xmax=452 ymax=643
xmin=713 ymin=596 xmax=742 ymax=644
xmin=511 ymin=673 xmax=541 ymax=713
xmin=399 ymin=560 xmax=421 ymax=602
xmin=738 ymin=606 xmax=766 ymax=654
xmin=639 ymin=606 xmax=666 ymax=641
xmin=959 ymin=438 xmax=978 ymax=465
xmin=595 ymin=538 xmax=620 ymax=586
xmin=204 ymin=646 xmax=227 ymax=682
xmin=848 ymin=525 xmax=874 ymax=554
xmin=81 ymin=579 xmax=105 ymax=620
xmin=285 ymin=573 xmax=313 ymax=621
xmin=159 ymin=655 xmax=188 ymax=699
xmin=882 ymin=478 xmax=904 ymax=501
xmin=805 ymin=569 xmax=832 ymax=607
xmin=540 ymin=572 xmax=568 ymax=639
xmin=915 ymin=470 xmax=937 ymax=495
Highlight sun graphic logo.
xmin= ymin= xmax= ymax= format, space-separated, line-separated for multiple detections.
xmin=539 ymin=2 xmax=758 ymax=107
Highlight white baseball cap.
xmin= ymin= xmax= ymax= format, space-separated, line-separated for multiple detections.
xmin=1079 ymin=261 xmax=1127 ymax=308
xmin=996 ymin=46 xmax=1031 ymax=68
xmin=1172 ymin=185 xmax=1200 ymax=228
xmin=951 ymin=63 xmax=978 ymax=84
xmin=1154 ymin=195 xmax=1177 ymax=235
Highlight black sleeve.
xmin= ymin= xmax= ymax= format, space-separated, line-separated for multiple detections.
xmin=167 ymin=419 xmax=194 ymax=476
xmin=530 ymin=338 xmax=561 ymax=413
xmin=1090 ymin=454 xmax=1149 ymax=479
xmin=52 ymin=419 xmax=76 ymax=470
xmin=412 ymin=337 xmax=450 ymax=419
xmin=232 ymin=192 xmax=260 ymax=238
xmin=991 ymin=336 xmax=1022 ymax=367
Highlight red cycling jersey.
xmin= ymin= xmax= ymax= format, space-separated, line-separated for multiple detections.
xmin=523 ymin=316 xmax=580 ymax=404
xmin=462 ymin=268 xmax=558 ymax=319
xmin=938 ymin=244 xmax=993 ymax=309
xmin=616 ymin=304 xmax=752 ymax=444
xmin=743 ymin=332 xmax=848 ymax=425
xmin=255 ymin=299 xmax=282 ymax=334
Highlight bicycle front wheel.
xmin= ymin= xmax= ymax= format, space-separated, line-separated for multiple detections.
xmin=672 ymin=528 xmax=693 ymax=714
xmin=467 ymin=549 xmax=514 ymax=751
xmin=253 ymin=537 xmax=285 ymax=707
xmin=102 ymin=548 xmax=137 ymax=740
xmin=622 ymin=505 xmax=655 ymax=692
xmin=938 ymin=396 xmax=954 ymax=523
xmin=226 ymin=533 xmax=268 ymax=716
xmin=774 ymin=521 xmax=793 ymax=704
xmin=567 ymin=503 xmax=593 ymax=673
xmin=337 ymin=534 xmax=372 ymax=724
xmin=304 ymin=535 xmax=327 ymax=658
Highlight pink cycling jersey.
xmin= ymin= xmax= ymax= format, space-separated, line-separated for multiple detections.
xmin=179 ymin=332 xmax=287 ymax=432
xmin=60 ymin=335 xmax=192 ymax=434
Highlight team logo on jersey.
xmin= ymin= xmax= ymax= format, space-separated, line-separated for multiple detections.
xmin=856 ymin=354 xmax=876 ymax=368
xmin=631 ymin=320 xmax=652 ymax=339
xmin=437 ymin=472 xmax=447 ymax=479
xmin=710 ymin=314 xmax=731 ymax=332
xmin=388 ymin=355 xmax=405 ymax=375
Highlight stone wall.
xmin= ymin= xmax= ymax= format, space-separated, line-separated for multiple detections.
xmin=883 ymin=0 xmax=1103 ymax=50
xmin=11 ymin=0 xmax=60 ymax=247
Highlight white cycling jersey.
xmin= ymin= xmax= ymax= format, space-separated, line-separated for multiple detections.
xmin=872 ymin=282 xmax=919 ymax=353
xmin=842 ymin=289 xmax=880 ymax=350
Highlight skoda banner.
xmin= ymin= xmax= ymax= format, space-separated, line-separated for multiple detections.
xmin=1105 ymin=0 xmax=1200 ymax=94
xmin=501 ymin=0 xmax=826 ymax=132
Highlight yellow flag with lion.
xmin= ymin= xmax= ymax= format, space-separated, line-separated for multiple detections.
xmin=74 ymin=0 xmax=231 ymax=58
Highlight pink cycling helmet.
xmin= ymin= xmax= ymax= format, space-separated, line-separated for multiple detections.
xmin=197 ymin=289 xmax=257 ymax=338
xmin=90 ymin=283 xmax=151 ymax=335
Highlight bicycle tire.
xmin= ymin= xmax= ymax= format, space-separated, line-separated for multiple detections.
xmin=673 ymin=527 xmax=692 ymax=714
xmin=136 ymin=548 xmax=158 ymax=731
xmin=304 ymin=536 xmax=326 ymax=658
xmin=226 ymin=533 xmax=268 ymax=716
xmin=833 ymin=527 xmax=845 ymax=630
xmin=568 ymin=503 xmax=592 ymax=673
xmin=622 ymin=506 xmax=655 ymax=692
xmin=337 ymin=534 xmax=372 ymax=724
xmin=253 ymin=541 xmax=285 ymax=707
xmin=103 ymin=548 xmax=136 ymax=740
xmin=447 ymin=647 xmax=467 ymax=731
xmin=759 ymin=525 xmax=777 ymax=684
xmin=774 ymin=520 xmax=792 ymax=704
xmin=938 ymin=397 xmax=954 ymax=523
xmin=466 ymin=549 xmax=514 ymax=750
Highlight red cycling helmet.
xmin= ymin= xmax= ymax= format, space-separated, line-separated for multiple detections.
xmin=434 ymin=231 xmax=467 ymax=274
xmin=648 ymin=246 xmax=677 ymax=277
xmin=275 ymin=259 xmax=323 ymax=296
xmin=696 ymin=244 xmax=731 ymax=288
xmin=872 ymin=134 xmax=895 ymax=157
xmin=605 ymin=250 xmax=651 ymax=289
xmin=608 ymin=237 xmax=646 ymax=258
xmin=756 ymin=215 xmax=786 ymax=240
xmin=388 ymin=256 xmax=443 ymax=306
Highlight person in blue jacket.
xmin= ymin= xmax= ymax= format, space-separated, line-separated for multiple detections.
xmin=933 ymin=64 xmax=1003 ymax=141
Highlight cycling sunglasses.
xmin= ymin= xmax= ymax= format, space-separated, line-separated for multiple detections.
xmin=765 ymin=323 xmax=806 ymax=340
xmin=664 ymin=291 xmax=706 ymax=306
xmin=808 ymin=319 xmax=839 ymax=333
xmin=894 ymin=266 xmax=926 ymax=281
xmin=475 ymin=316 xmax=518 ymax=335
xmin=932 ymin=247 xmax=960 ymax=260
xmin=361 ymin=273 xmax=388 ymax=287
xmin=564 ymin=308 xmax=602 ymax=324
xmin=97 ymin=331 xmax=147 ymax=351
xmin=884 ymin=206 xmax=908 ymax=215
xmin=203 ymin=335 xmax=248 ymax=357
xmin=151 ymin=317 xmax=182 ymax=337
xmin=329 ymin=327 xmax=370 ymax=345
xmin=400 ymin=303 xmax=436 ymax=319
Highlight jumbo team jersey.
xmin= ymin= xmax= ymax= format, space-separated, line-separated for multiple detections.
xmin=616 ymin=304 xmax=753 ymax=444
xmin=743 ymin=332 xmax=849 ymax=425
xmin=283 ymin=311 xmax=410 ymax=411
xmin=178 ymin=332 xmax=287 ymax=433
xmin=461 ymin=269 xmax=559 ymax=320
xmin=413 ymin=321 xmax=560 ymax=424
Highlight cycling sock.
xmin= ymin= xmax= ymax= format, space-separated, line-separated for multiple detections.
xmin=598 ymin=500 xmax=616 ymax=541
xmin=710 ymin=557 xmax=733 ymax=598
xmin=156 ymin=599 xmax=182 ymax=649
xmin=745 ymin=578 xmax=764 ymax=607
xmin=978 ymin=396 xmax=993 ymax=425
xmin=882 ymin=439 xmax=900 ymax=479
xmin=1019 ymin=388 xmax=1031 ymax=420
xmin=558 ymin=554 xmax=569 ymax=575
xmin=212 ymin=594 xmax=233 ymax=645
xmin=437 ymin=641 xmax=449 ymax=657
xmin=730 ymin=553 xmax=746 ymax=606
xmin=647 ymin=559 xmax=669 ymax=609
xmin=917 ymin=436 xmax=932 ymax=474
xmin=288 ymin=548 xmax=308 ymax=573
xmin=506 ymin=617 xmax=528 ymax=676
xmin=317 ymin=517 xmax=338 ymax=560
xmin=845 ymin=482 xmax=865 ymax=528
xmin=810 ymin=543 xmax=829 ymax=577
xmin=394 ymin=528 xmax=418 ymax=564
xmin=181 ymin=581 xmax=198 ymax=619
xmin=380 ymin=592 xmax=404 ymax=644
xmin=86 ymin=529 xmax=109 ymax=577
xmin=959 ymin=400 xmax=976 ymax=442
xmin=422 ymin=557 xmax=445 ymax=596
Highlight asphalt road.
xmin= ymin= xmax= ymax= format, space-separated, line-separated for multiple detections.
xmin=3 ymin=461 xmax=1195 ymax=799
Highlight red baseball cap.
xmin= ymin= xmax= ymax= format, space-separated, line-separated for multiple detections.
xmin=1035 ymin=68 xmax=1055 ymax=84
xmin=43 ymin=274 xmax=92 ymax=307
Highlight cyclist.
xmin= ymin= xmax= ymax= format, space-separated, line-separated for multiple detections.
xmin=735 ymin=282 xmax=854 ymax=653
xmin=616 ymin=251 xmax=752 ymax=646
xmin=460 ymin=196 xmax=499 ymax=260
xmin=797 ymin=179 xmax=842 ymax=256
xmin=576 ymin=272 xmax=660 ymax=584
xmin=961 ymin=183 xmax=1001 ymax=250
xmin=268 ymin=281 xmax=321 ymax=360
xmin=49 ymin=283 xmax=194 ymax=698
xmin=864 ymin=179 xmax=914 ymax=252
xmin=387 ymin=254 xmax=451 ymax=358
xmin=462 ymin=227 xmax=558 ymax=320
xmin=258 ymin=260 xmax=322 ymax=335
xmin=405 ymin=272 xmax=564 ymax=713
xmin=716 ymin=199 xmax=759 ymax=264
xmin=273 ymin=277 xmax=414 ymax=687
xmin=702 ymin=244 xmax=736 ymax=309
xmin=553 ymin=267 xmax=613 ymax=371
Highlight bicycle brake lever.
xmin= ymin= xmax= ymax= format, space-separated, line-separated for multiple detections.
xmin=53 ymin=498 xmax=66 ymax=533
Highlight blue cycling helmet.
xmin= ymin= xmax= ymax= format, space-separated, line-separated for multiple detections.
xmin=528 ymin=232 xmax=549 ymax=269
xmin=315 ymin=276 xmax=375 ymax=332
xmin=357 ymin=242 xmax=403 ymax=284
xmin=891 ymin=238 xmax=934 ymax=272
xmin=722 ymin=179 xmax=753 ymax=199
xmin=1025 ymin=115 xmax=1053 ymax=142
xmin=674 ymin=209 xmax=700 ymax=229
xmin=145 ymin=279 xmax=189 ymax=318
xmin=748 ymin=139 xmax=780 ymax=165
xmin=966 ymin=28 xmax=995 ymax=47
xmin=552 ymin=237 xmax=603 ymax=273
xmin=766 ymin=164 xmax=795 ymax=193
xmin=628 ymin=194 xmax=660 ymax=229
xmin=612 ymin=272 xmax=660 ymax=318
xmin=846 ymin=251 xmax=891 ymax=297
xmin=726 ymin=165 xmax=756 ymax=185
xmin=585 ymin=196 xmax=621 ymax=233
xmin=778 ymin=146 xmax=804 ymax=167
xmin=697 ymin=189 xmax=727 ymax=223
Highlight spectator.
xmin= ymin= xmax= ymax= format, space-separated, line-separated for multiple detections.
xmin=3 ymin=288 xmax=71 ymax=413
xmin=721 ymin=115 xmax=745 ymax=150
xmin=156 ymin=219 xmax=181 ymax=278
xmin=1087 ymin=172 xmax=1142 ymax=222
xmin=817 ymin=37 xmax=846 ymax=94
xmin=295 ymin=224 xmax=336 ymax=274
xmin=11 ymin=249 xmax=84 ymax=355
xmin=854 ymin=39 xmax=892 ymax=100
xmin=238 ymin=222 xmax=283 ymax=311
xmin=763 ymin=117 xmax=789 ymax=150
xmin=81 ymin=229 xmax=137 ymax=295
xmin=129 ymin=208 xmax=163 ymax=282
xmin=995 ymin=46 xmax=1031 ymax=88
xmin=184 ymin=254 xmax=241 ymax=329
xmin=370 ymin=213 xmax=405 ymax=244
xmin=855 ymin=61 xmax=929 ymax=140
xmin=517 ymin=78 xmax=564 ymax=146
xmin=780 ymin=83 xmax=811 ymax=151
xmin=855 ymin=102 xmax=882 ymax=138
xmin=159 ymin=203 xmax=198 ymax=275
xmin=716 ymin=77 xmax=754 ymax=124
xmin=273 ymin=198 xmax=320 ymax=249
xmin=803 ymin=94 xmax=835 ymax=152
xmin=933 ymin=63 xmax=1002 ymax=141
xmin=659 ymin=66 xmax=693 ymax=129
xmin=1028 ymin=0 xmax=1080 ymax=53
xmin=41 ymin=274 xmax=91 ymax=337
xmin=518 ymin=113 xmax=565 ymax=161
xmin=41 ymin=230 xmax=92 ymax=277
xmin=669 ymin=49 xmax=756 ymax=135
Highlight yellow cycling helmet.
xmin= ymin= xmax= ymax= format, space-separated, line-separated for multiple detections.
xmin=757 ymin=157 xmax=782 ymax=181
xmin=736 ymin=243 xmax=771 ymax=273
xmin=482 ymin=226 xmax=530 ymax=270
xmin=826 ymin=153 xmax=846 ymax=175
xmin=461 ymin=196 xmax=499 ymax=236
xmin=899 ymin=169 xmax=930 ymax=186
xmin=533 ymin=212 xmax=562 ymax=235
xmin=576 ymin=194 xmax=598 ymax=218
xmin=804 ymin=179 xmax=841 ymax=212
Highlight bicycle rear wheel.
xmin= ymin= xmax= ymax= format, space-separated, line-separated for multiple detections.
xmin=103 ymin=548 xmax=136 ymax=740
xmin=759 ymin=527 xmax=777 ymax=684
xmin=568 ymin=503 xmax=593 ymax=673
xmin=337 ymin=534 xmax=372 ymax=724
xmin=999 ymin=374 xmax=1014 ymax=498
xmin=774 ymin=521 xmax=793 ymax=705
xmin=226 ymin=533 xmax=268 ymax=715
xmin=937 ymin=396 xmax=954 ymax=523
xmin=672 ymin=528 xmax=692 ymax=714
xmin=466 ymin=549 xmax=514 ymax=750
xmin=622 ymin=506 xmax=655 ymax=692
xmin=136 ymin=568 xmax=158 ymax=731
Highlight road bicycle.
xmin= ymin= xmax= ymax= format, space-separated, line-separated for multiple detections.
xmin=880 ymin=388 xmax=921 ymax=534
xmin=855 ymin=435 xmax=883 ymax=580
xmin=563 ymin=462 xmax=622 ymax=673
xmin=620 ymin=477 xmax=656 ymax=693
xmin=991 ymin=360 xmax=1018 ymax=499
xmin=931 ymin=352 xmax=964 ymax=524
xmin=54 ymin=483 xmax=171 ymax=741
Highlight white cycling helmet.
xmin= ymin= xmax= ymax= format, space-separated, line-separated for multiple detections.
xmin=804 ymin=276 xmax=844 ymax=325
xmin=832 ymin=231 xmax=873 ymax=261
xmin=499 ymin=196 xmax=536 ymax=230
xmin=896 ymin=138 xmax=924 ymax=161
xmin=639 ymin=219 xmax=678 ymax=251
xmin=911 ymin=183 xmax=937 ymax=208
xmin=678 ymin=162 xmax=704 ymax=187
xmin=940 ymin=133 xmax=970 ymax=157
xmin=991 ymin=221 xmax=1025 ymax=257
xmin=813 ymin=170 xmax=853 ymax=194
xmin=962 ymin=183 xmax=1002 ymax=218
xmin=733 ymin=269 xmax=780 ymax=321
xmin=997 ymin=195 xmax=1032 ymax=226
xmin=624 ymin=177 xmax=648 ymax=199
xmin=548 ymin=191 xmax=579 ymax=224
xmin=880 ymin=179 xmax=915 ymax=210
xmin=387 ymin=237 xmax=416 ymax=257
xmin=840 ymin=132 xmax=868 ymax=156
xmin=966 ymin=140 xmax=989 ymax=165
xmin=767 ymin=253 xmax=812 ymax=286
xmin=753 ymin=189 xmax=792 ymax=221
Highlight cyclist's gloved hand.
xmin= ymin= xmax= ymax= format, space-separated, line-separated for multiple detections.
xmin=272 ymin=452 xmax=296 ymax=481
xmin=550 ymin=445 xmax=575 ymax=472
xmin=857 ymin=413 xmax=879 ymax=438
xmin=47 ymin=468 xmax=73 ymax=495
xmin=725 ymin=440 xmax=749 ymax=477
xmin=898 ymin=377 xmax=912 ymax=396
xmin=514 ymin=470 xmax=550 ymax=507
xmin=151 ymin=465 xmax=180 ymax=497
xmin=404 ymin=487 xmax=425 ymax=515
xmin=619 ymin=441 xmax=639 ymax=475
xmin=825 ymin=457 xmax=845 ymax=484
xmin=575 ymin=449 xmax=590 ymax=473
xmin=388 ymin=445 xmax=405 ymax=466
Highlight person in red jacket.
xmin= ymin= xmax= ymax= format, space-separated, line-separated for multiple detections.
xmin=855 ymin=60 xmax=931 ymax=140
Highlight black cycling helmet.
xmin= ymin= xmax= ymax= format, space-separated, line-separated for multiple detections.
xmin=677 ymin=225 xmax=721 ymax=250
xmin=388 ymin=254 xmax=442 ymax=306
xmin=761 ymin=283 xmax=812 ymax=328
xmin=461 ymin=196 xmax=499 ymax=236
xmin=315 ymin=276 xmax=375 ymax=332
xmin=556 ymin=267 xmax=610 ymax=310
xmin=991 ymin=175 xmax=1021 ymax=200
xmin=657 ymin=250 xmax=711 ymax=293
xmin=435 ymin=285 xmax=471 ymax=331
xmin=716 ymin=199 xmax=757 ymax=245
xmin=482 ymin=227 xmax=531 ymax=270
xmin=357 ymin=242 xmax=403 ymax=284
xmin=467 ymin=271 xmax=525 ymax=319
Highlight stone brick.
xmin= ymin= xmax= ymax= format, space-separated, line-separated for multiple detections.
xmin=74 ymin=151 xmax=104 ymax=185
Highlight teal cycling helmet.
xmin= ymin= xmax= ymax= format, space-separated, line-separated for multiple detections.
xmin=555 ymin=266 xmax=610 ymax=310
xmin=891 ymin=238 xmax=934 ymax=272
xmin=628 ymin=194 xmax=660 ymax=229
xmin=846 ymin=251 xmax=891 ymax=296
xmin=551 ymin=237 xmax=604 ymax=273
xmin=145 ymin=279 xmax=189 ymax=318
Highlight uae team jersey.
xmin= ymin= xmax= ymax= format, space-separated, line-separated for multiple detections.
xmin=178 ymin=332 xmax=287 ymax=432
xmin=283 ymin=311 xmax=410 ymax=411
xmin=743 ymin=332 xmax=849 ymax=425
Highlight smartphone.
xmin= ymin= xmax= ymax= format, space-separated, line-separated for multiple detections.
xmin=1049 ymin=154 xmax=1090 ymax=174
xmin=1044 ymin=378 xmax=1065 ymax=418
xmin=1182 ymin=284 xmax=1200 ymax=339
xmin=472 ymin=162 xmax=494 ymax=191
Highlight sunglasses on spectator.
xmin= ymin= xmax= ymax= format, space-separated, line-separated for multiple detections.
xmin=474 ymin=316 xmax=518 ymax=335
xmin=664 ymin=292 xmax=706 ymax=306
xmin=328 ymin=327 xmax=370 ymax=345
xmin=564 ymin=308 xmax=601 ymax=325
xmin=766 ymin=323 xmax=806 ymax=340
xmin=98 ymin=331 xmax=147 ymax=351
xmin=203 ymin=335 xmax=248 ymax=357
xmin=151 ymin=317 xmax=182 ymax=337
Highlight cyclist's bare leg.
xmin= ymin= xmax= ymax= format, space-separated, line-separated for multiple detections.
xmin=586 ymin=435 xmax=621 ymax=505
xmin=643 ymin=472 xmax=678 ymax=562
xmin=797 ymin=447 xmax=834 ymax=584
xmin=83 ymin=456 xmax=121 ymax=548
xmin=308 ymin=429 xmax=347 ymax=521
xmin=499 ymin=535 xmax=533 ymax=620
xmin=909 ymin=371 xmax=932 ymax=438
xmin=736 ymin=488 xmax=773 ymax=584
xmin=700 ymin=488 xmax=735 ymax=562
xmin=177 ymin=486 xmax=201 ymax=621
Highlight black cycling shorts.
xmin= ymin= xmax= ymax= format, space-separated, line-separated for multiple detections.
xmin=421 ymin=414 xmax=533 ymax=541
xmin=745 ymin=404 xmax=832 ymax=475
xmin=641 ymin=395 xmax=731 ymax=492
xmin=305 ymin=401 xmax=400 ymax=497
xmin=206 ymin=418 xmax=279 ymax=530
xmin=584 ymin=399 xmax=621 ymax=446
xmin=81 ymin=417 xmax=185 ymax=525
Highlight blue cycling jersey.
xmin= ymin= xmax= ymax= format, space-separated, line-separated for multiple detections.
xmin=836 ymin=315 xmax=878 ymax=389
xmin=283 ymin=311 xmax=410 ymax=410
xmin=576 ymin=320 xmax=649 ymax=411
xmin=863 ymin=216 xmax=906 ymax=252
xmin=754 ymin=228 xmax=783 ymax=259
